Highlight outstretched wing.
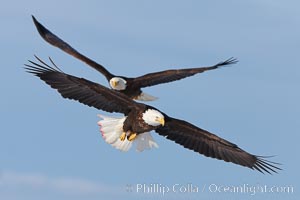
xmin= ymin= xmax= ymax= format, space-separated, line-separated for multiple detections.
xmin=130 ymin=58 xmax=238 ymax=89
xmin=156 ymin=115 xmax=281 ymax=174
xmin=32 ymin=15 xmax=115 ymax=81
xmin=25 ymin=56 xmax=141 ymax=115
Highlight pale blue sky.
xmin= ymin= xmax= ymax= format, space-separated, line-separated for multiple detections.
xmin=1 ymin=0 xmax=299 ymax=199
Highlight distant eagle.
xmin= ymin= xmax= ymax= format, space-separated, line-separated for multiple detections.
xmin=25 ymin=56 xmax=280 ymax=174
xmin=32 ymin=15 xmax=237 ymax=101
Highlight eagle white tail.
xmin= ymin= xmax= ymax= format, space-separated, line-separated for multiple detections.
xmin=136 ymin=92 xmax=158 ymax=101
xmin=97 ymin=114 xmax=158 ymax=152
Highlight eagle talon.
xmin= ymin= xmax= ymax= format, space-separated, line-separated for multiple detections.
xmin=120 ymin=132 xmax=126 ymax=141
xmin=128 ymin=133 xmax=137 ymax=141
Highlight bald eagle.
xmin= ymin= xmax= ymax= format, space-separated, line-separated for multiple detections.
xmin=25 ymin=56 xmax=280 ymax=174
xmin=32 ymin=15 xmax=237 ymax=101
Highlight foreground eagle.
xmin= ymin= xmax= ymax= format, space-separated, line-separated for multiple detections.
xmin=25 ymin=56 xmax=280 ymax=174
xmin=32 ymin=15 xmax=237 ymax=101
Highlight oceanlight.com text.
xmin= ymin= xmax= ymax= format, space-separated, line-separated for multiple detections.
xmin=125 ymin=183 xmax=294 ymax=196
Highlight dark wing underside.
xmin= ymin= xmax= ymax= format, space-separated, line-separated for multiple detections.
xmin=25 ymin=56 xmax=141 ymax=115
xmin=32 ymin=16 xmax=114 ymax=80
xmin=156 ymin=115 xmax=281 ymax=174
xmin=130 ymin=58 xmax=238 ymax=89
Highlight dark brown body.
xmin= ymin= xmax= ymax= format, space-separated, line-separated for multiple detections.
xmin=123 ymin=107 xmax=157 ymax=134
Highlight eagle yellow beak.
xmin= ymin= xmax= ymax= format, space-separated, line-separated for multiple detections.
xmin=157 ymin=117 xmax=165 ymax=126
xmin=112 ymin=80 xmax=119 ymax=87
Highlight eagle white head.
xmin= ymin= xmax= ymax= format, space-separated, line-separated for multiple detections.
xmin=142 ymin=109 xmax=165 ymax=127
xmin=109 ymin=77 xmax=127 ymax=90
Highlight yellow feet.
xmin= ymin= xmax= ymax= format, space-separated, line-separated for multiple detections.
xmin=120 ymin=132 xmax=137 ymax=141
xmin=128 ymin=133 xmax=137 ymax=141
xmin=120 ymin=132 xmax=126 ymax=141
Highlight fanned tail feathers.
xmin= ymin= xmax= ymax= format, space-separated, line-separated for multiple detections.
xmin=97 ymin=114 xmax=158 ymax=152
xmin=135 ymin=92 xmax=158 ymax=101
